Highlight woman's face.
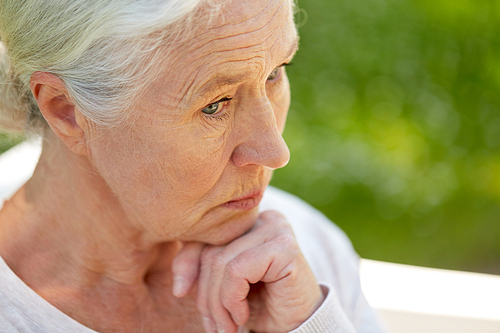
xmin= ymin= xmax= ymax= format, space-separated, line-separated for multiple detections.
xmin=86 ymin=0 xmax=298 ymax=244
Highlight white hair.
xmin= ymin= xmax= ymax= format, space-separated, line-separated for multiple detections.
xmin=0 ymin=0 xmax=213 ymax=133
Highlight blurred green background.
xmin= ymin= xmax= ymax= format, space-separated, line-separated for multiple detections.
xmin=271 ymin=0 xmax=500 ymax=274
xmin=1 ymin=0 xmax=500 ymax=274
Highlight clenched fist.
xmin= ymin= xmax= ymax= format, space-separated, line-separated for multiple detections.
xmin=172 ymin=210 xmax=325 ymax=333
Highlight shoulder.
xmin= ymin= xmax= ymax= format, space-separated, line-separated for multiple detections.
xmin=0 ymin=255 xmax=97 ymax=333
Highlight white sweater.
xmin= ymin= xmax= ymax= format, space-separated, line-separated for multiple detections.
xmin=0 ymin=144 xmax=384 ymax=332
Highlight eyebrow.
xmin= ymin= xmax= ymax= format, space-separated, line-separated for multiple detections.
xmin=193 ymin=37 xmax=300 ymax=101
xmin=188 ymin=71 xmax=251 ymax=105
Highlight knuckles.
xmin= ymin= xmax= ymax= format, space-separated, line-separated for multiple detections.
xmin=202 ymin=246 xmax=235 ymax=276
xmin=272 ymin=232 xmax=298 ymax=253
xmin=259 ymin=209 xmax=285 ymax=220
xmin=258 ymin=210 xmax=287 ymax=225
xmin=213 ymin=251 xmax=230 ymax=271
xmin=195 ymin=210 xmax=315 ymax=332
xmin=193 ymin=210 xmax=319 ymax=333
xmin=256 ymin=210 xmax=294 ymax=233
xmin=225 ymin=257 xmax=245 ymax=281
xmin=201 ymin=245 xmax=219 ymax=264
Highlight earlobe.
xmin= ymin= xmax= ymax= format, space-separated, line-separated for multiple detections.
xmin=30 ymin=72 xmax=88 ymax=155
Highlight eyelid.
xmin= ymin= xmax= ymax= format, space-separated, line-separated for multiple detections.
xmin=203 ymin=63 xmax=292 ymax=108
xmin=201 ymin=96 xmax=233 ymax=117
xmin=212 ymin=96 xmax=232 ymax=105
xmin=267 ymin=62 xmax=291 ymax=82
xmin=203 ymin=96 xmax=232 ymax=109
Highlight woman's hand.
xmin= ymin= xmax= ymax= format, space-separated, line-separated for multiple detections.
xmin=172 ymin=210 xmax=325 ymax=333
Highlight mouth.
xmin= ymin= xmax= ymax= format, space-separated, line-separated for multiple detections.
xmin=223 ymin=190 xmax=264 ymax=211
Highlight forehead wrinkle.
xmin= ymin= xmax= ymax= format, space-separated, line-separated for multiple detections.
xmin=184 ymin=0 xmax=288 ymax=60
xmin=181 ymin=56 xmax=261 ymax=105
xmin=179 ymin=41 xmax=297 ymax=109
xmin=206 ymin=0 xmax=287 ymax=50
xmin=173 ymin=0 xmax=294 ymax=107
xmin=176 ymin=39 xmax=272 ymax=107
xmin=216 ymin=0 xmax=285 ymax=28
xmin=182 ymin=16 xmax=295 ymax=102
xmin=182 ymin=32 xmax=294 ymax=103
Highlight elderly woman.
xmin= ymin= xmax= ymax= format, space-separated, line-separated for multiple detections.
xmin=0 ymin=0 xmax=383 ymax=332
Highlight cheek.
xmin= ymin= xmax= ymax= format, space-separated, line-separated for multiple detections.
xmin=135 ymin=133 xmax=229 ymax=200
xmin=87 ymin=123 xmax=229 ymax=208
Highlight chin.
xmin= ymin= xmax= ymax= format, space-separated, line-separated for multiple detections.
xmin=199 ymin=207 xmax=260 ymax=245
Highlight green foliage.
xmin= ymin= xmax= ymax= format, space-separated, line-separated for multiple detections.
xmin=0 ymin=132 xmax=24 ymax=154
xmin=270 ymin=0 xmax=500 ymax=273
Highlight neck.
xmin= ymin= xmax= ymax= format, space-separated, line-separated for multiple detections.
xmin=0 ymin=133 xmax=180 ymax=294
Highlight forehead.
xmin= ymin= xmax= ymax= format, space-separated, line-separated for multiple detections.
xmin=217 ymin=0 xmax=294 ymax=26
xmin=149 ymin=0 xmax=298 ymax=107
xmin=209 ymin=0 xmax=298 ymax=65
xmin=195 ymin=0 xmax=297 ymax=50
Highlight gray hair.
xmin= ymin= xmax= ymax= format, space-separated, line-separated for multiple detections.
xmin=0 ymin=0 xmax=212 ymax=133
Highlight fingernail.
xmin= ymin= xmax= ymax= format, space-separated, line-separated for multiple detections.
xmin=172 ymin=276 xmax=186 ymax=297
xmin=202 ymin=317 xmax=216 ymax=333
xmin=217 ymin=324 xmax=225 ymax=333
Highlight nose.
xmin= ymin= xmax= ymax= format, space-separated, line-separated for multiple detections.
xmin=231 ymin=98 xmax=290 ymax=170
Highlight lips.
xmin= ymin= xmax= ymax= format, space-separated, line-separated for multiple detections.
xmin=223 ymin=191 xmax=264 ymax=211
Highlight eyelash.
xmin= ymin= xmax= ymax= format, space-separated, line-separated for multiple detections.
xmin=267 ymin=62 xmax=292 ymax=82
xmin=201 ymin=97 xmax=233 ymax=121
xmin=200 ymin=62 xmax=293 ymax=121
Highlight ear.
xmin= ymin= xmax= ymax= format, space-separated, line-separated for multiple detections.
xmin=30 ymin=72 xmax=89 ymax=155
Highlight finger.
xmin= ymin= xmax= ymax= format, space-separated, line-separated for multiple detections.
xmin=201 ymin=234 xmax=268 ymax=330
xmin=220 ymin=235 xmax=298 ymax=322
xmin=220 ymin=257 xmax=251 ymax=326
xmin=172 ymin=242 xmax=204 ymax=298
xmin=224 ymin=236 xmax=324 ymax=333
xmin=257 ymin=210 xmax=289 ymax=231
xmin=206 ymin=251 xmax=240 ymax=333
xmin=199 ymin=212 xmax=294 ymax=332
xmin=197 ymin=246 xmax=221 ymax=333
xmin=203 ymin=212 xmax=292 ymax=328
xmin=220 ymin=211 xmax=290 ymax=260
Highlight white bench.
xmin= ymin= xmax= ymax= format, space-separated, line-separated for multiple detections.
xmin=360 ymin=259 xmax=500 ymax=332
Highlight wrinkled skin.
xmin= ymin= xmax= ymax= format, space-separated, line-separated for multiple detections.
xmin=0 ymin=0 xmax=325 ymax=332
xmin=173 ymin=211 xmax=324 ymax=333
xmin=84 ymin=0 xmax=298 ymax=246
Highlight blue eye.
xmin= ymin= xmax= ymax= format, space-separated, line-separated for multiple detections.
xmin=201 ymin=97 xmax=232 ymax=115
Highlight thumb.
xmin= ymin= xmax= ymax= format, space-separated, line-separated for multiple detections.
xmin=171 ymin=242 xmax=205 ymax=298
